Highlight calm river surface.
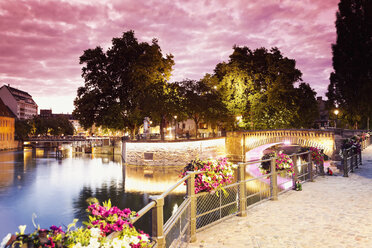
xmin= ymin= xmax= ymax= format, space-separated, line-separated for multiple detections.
xmin=0 ymin=148 xmax=185 ymax=238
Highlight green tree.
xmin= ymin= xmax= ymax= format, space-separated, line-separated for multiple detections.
xmin=293 ymin=83 xmax=319 ymax=128
xmin=327 ymin=0 xmax=372 ymax=128
xmin=207 ymin=46 xmax=309 ymax=129
xmin=15 ymin=119 xmax=32 ymax=141
xmin=73 ymin=31 xmax=174 ymax=136
xmin=29 ymin=116 xmax=74 ymax=136
xmin=143 ymin=81 xmax=181 ymax=140
xmin=177 ymin=80 xmax=228 ymax=137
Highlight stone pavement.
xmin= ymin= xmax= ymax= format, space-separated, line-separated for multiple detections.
xmin=189 ymin=145 xmax=372 ymax=248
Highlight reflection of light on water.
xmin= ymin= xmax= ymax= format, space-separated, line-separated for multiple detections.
xmin=125 ymin=165 xmax=186 ymax=194
xmin=172 ymin=204 xmax=178 ymax=216
xmin=125 ymin=177 xmax=186 ymax=194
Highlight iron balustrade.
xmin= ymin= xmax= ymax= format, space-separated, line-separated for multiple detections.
xmin=130 ymin=150 xmax=334 ymax=248
xmin=342 ymin=136 xmax=370 ymax=177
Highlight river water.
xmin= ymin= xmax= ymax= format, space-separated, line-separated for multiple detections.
xmin=0 ymin=148 xmax=185 ymax=238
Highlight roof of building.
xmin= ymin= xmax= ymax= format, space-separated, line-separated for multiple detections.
xmin=3 ymin=84 xmax=32 ymax=97
xmin=0 ymin=98 xmax=16 ymax=118
xmin=1 ymin=84 xmax=37 ymax=105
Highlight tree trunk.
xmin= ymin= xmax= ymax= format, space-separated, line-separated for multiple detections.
xmin=193 ymin=117 xmax=199 ymax=138
xmin=160 ymin=116 xmax=165 ymax=140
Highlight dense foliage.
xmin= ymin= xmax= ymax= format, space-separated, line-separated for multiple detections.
xmin=74 ymin=31 xmax=320 ymax=135
xmin=204 ymin=46 xmax=319 ymax=129
xmin=15 ymin=116 xmax=74 ymax=138
xmin=73 ymin=31 xmax=175 ymax=138
xmin=327 ymin=0 xmax=372 ymax=128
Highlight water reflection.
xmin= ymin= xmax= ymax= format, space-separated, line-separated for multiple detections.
xmin=0 ymin=149 xmax=185 ymax=238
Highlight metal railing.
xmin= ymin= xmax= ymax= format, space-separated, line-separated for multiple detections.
xmin=342 ymin=136 xmax=370 ymax=177
xmin=130 ymin=150 xmax=322 ymax=248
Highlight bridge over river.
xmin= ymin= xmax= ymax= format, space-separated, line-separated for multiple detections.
xmin=226 ymin=128 xmax=365 ymax=162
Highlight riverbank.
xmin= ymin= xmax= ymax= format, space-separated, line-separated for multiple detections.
xmin=189 ymin=145 xmax=372 ymax=248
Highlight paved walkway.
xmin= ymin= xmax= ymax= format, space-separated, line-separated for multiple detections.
xmin=189 ymin=146 xmax=372 ymax=248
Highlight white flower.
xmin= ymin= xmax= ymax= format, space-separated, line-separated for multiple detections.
xmin=101 ymin=242 xmax=111 ymax=248
xmin=88 ymin=238 xmax=100 ymax=248
xmin=140 ymin=234 xmax=149 ymax=243
xmin=1 ymin=233 xmax=11 ymax=248
xmin=90 ymin=228 xmax=101 ymax=238
xmin=111 ymin=238 xmax=123 ymax=248
xmin=18 ymin=225 xmax=26 ymax=235
xmin=72 ymin=242 xmax=83 ymax=248
xmin=129 ymin=235 xmax=140 ymax=245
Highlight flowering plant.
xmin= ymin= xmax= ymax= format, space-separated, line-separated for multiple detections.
xmin=309 ymin=147 xmax=324 ymax=165
xmin=2 ymin=200 xmax=151 ymax=248
xmin=340 ymin=137 xmax=361 ymax=156
xmin=361 ymin=132 xmax=370 ymax=140
xmin=181 ymin=158 xmax=237 ymax=195
xmin=259 ymin=151 xmax=294 ymax=176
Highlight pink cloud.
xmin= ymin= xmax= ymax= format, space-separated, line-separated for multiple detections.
xmin=0 ymin=0 xmax=339 ymax=113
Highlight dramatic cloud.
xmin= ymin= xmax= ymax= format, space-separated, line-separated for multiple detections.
xmin=0 ymin=0 xmax=339 ymax=113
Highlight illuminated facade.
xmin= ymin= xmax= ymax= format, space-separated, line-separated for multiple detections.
xmin=0 ymin=84 xmax=38 ymax=120
xmin=0 ymin=98 xmax=17 ymax=150
xmin=226 ymin=129 xmax=336 ymax=162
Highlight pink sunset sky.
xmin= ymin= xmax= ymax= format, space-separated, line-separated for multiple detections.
xmin=0 ymin=0 xmax=339 ymax=114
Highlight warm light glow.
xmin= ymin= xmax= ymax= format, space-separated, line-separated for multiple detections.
xmin=334 ymin=109 xmax=339 ymax=115
xmin=236 ymin=115 xmax=242 ymax=121
xmin=125 ymin=138 xmax=226 ymax=166
xmin=174 ymin=115 xmax=177 ymax=119
xmin=284 ymin=140 xmax=291 ymax=145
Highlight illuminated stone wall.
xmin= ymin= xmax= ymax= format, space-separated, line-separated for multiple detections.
xmin=226 ymin=130 xmax=337 ymax=162
xmin=124 ymin=138 xmax=226 ymax=166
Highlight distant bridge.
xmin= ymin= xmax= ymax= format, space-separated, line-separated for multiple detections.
xmin=23 ymin=136 xmax=113 ymax=149
xmin=226 ymin=129 xmax=364 ymax=162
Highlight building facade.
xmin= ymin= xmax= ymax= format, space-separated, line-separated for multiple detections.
xmin=0 ymin=98 xmax=17 ymax=150
xmin=314 ymin=96 xmax=331 ymax=129
xmin=0 ymin=84 xmax=38 ymax=120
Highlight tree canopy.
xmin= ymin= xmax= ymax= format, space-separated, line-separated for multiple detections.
xmin=204 ymin=46 xmax=318 ymax=129
xmin=176 ymin=79 xmax=229 ymax=137
xmin=73 ymin=31 xmax=174 ymax=136
xmin=327 ymin=0 xmax=372 ymax=128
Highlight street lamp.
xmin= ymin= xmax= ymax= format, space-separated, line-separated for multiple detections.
xmin=334 ymin=109 xmax=339 ymax=128
xmin=236 ymin=115 xmax=242 ymax=130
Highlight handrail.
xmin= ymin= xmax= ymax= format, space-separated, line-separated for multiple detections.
xmin=131 ymin=174 xmax=191 ymax=225
xmin=131 ymin=201 xmax=156 ymax=224
xmin=159 ymin=174 xmax=190 ymax=199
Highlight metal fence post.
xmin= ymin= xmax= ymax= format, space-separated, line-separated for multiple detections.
xmin=350 ymin=150 xmax=354 ymax=172
xmin=343 ymin=150 xmax=348 ymax=177
xmin=308 ymin=152 xmax=314 ymax=182
xmin=270 ymin=158 xmax=278 ymax=200
xmin=187 ymin=172 xmax=197 ymax=242
xmin=149 ymin=195 xmax=165 ymax=248
xmin=237 ymin=163 xmax=247 ymax=217
xmin=292 ymin=155 xmax=299 ymax=189
xmin=320 ymin=160 xmax=325 ymax=176
xmin=359 ymin=149 xmax=362 ymax=165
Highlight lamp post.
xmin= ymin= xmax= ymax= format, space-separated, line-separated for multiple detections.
xmin=174 ymin=115 xmax=177 ymax=140
xmin=334 ymin=109 xmax=339 ymax=128
xmin=236 ymin=115 xmax=242 ymax=130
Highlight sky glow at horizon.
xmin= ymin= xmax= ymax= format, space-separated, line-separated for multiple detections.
xmin=0 ymin=0 xmax=339 ymax=113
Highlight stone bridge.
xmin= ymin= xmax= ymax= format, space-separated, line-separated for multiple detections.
xmin=226 ymin=129 xmax=364 ymax=162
